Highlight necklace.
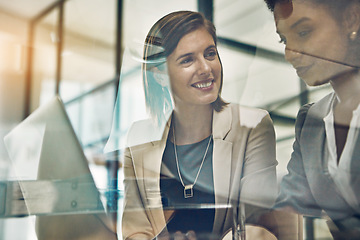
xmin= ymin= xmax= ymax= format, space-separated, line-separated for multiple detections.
xmin=172 ymin=126 xmax=212 ymax=198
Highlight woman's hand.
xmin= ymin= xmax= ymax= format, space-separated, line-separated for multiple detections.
xmin=173 ymin=230 xmax=197 ymax=240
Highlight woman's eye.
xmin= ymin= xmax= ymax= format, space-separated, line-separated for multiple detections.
xmin=180 ymin=57 xmax=193 ymax=64
xmin=298 ymin=29 xmax=312 ymax=38
xmin=205 ymin=50 xmax=217 ymax=59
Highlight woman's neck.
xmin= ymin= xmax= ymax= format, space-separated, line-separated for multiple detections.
xmin=330 ymin=69 xmax=360 ymax=127
xmin=171 ymin=104 xmax=213 ymax=145
xmin=330 ymin=69 xmax=360 ymax=106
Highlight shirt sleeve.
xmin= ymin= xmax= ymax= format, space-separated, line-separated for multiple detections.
xmin=240 ymin=111 xmax=278 ymax=216
xmin=275 ymin=103 xmax=322 ymax=217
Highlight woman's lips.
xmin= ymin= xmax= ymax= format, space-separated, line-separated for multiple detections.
xmin=192 ymin=79 xmax=214 ymax=89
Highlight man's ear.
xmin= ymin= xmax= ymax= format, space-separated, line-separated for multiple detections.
xmin=343 ymin=2 xmax=360 ymax=35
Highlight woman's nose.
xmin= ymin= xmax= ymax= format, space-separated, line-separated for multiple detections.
xmin=284 ymin=46 xmax=302 ymax=65
xmin=197 ymin=58 xmax=211 ymax=76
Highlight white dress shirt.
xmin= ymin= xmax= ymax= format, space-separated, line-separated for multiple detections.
xmin=324 ymin=94 xmax=360 ymax=212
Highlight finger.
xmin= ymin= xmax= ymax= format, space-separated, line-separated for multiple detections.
xmin=174 ymin=231 xmax=186 ymax=240
xmin=186 ymin=230 xmax=197 ymax=240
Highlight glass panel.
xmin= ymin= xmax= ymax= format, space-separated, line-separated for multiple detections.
xmin=3 ymin=0 xmax=358 ymax=239
xmin=61 ymin=0 xmax=118 ymax=207
xmin=31 ymin=9 xmax=59 ymax=113
xmin=64 ymin=85 xmax=115 ymax=154
xmin=60 ymin=0 xmax=117 ymax=102
xmin=0 ymin=14 xmax=36 ymax=240
xmin=28 ymin=9 xmax=115 ymax=231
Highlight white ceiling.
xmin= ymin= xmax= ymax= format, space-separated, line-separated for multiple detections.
xmin=0 ymin=0 xmax=281 ymax=49
xmin=0 ymin=0 xmax=58 ymax=19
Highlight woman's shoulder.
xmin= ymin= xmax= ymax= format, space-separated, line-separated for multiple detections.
xmin=296 ymin=92 xmax=334 ymax=125
xmin=226 ymin=103 xmax=270 ymax=128
xmin=126 ymin=118 xmax=167 ymax=147
xmin=226 ymin=102 xmax=269 ymax=116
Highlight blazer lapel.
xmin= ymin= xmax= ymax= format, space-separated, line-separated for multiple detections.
xmin=351 ymin=132 xmax=360 ymax=172
xmin=302 ymin=94 xmax=354 ymax=217
xmin=212 ymin=106 xmax=233 ymax=232
xmin=350 ymin=131 xmax=360 ymax=204
xmin=301 ymin=98 xmax=329 ymax=172
xmin=140 ymin=120 xmax=171 ymax=235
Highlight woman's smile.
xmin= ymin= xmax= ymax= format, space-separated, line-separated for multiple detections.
xmin=191 ymin=79 xmax=214 ymax=89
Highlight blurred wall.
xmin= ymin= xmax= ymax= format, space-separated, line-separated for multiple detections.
xmin=0 ymin=9 xmax=32 ymax=240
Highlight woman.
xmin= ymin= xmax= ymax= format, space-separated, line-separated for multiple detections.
xmin=122 ymin=11 xmax=292 ymax=240
xmin=264 ymin=0 xmax=360 ymax=238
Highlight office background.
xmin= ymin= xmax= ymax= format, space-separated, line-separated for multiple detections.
xmin=0 ymin=0 xmax=332 ymax=239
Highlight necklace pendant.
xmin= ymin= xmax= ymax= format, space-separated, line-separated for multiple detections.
xmin=184 ymin=185 xmax=193 ymax=198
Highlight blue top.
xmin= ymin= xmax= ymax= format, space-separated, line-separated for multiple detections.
xmin=160 ymin=135 xmax=215 ymax=237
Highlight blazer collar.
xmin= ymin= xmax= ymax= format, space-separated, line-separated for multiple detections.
xmin=212 ymin=104 xmax=232 ymax=140
xmin=161 ymin=104 xmax=233 ymax=141
xmin=302 ymin=93 xmax=335 ymax=171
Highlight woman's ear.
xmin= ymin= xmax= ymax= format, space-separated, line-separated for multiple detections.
xmin=153 ymin=65 xmax=169 ymax=87
xmin=343 ymin=2 xmax=360 ymax=36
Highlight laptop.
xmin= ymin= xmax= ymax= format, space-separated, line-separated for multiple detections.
xmin=3 ymin=96 xmax=105 ymax=217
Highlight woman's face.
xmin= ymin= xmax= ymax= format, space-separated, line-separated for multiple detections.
xmin=274 ymin=1 xmax=352 ymax=86
xmin=166 ymin=27 xmax=221 ymax=108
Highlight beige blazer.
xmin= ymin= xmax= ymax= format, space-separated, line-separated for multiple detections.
xmin=122 ymin=103 xmax=279 ymax=239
